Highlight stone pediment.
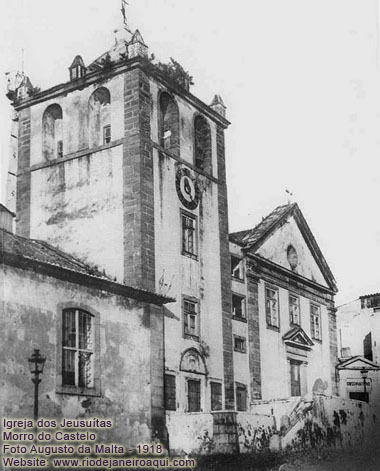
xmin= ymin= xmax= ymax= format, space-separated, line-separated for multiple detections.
xmin=180 ymin=348 xmax=207 ymax=375
xmin=337 ymin=356 xmax=380 ymax=371
xmin=283 ymin=326 xmax=314 ymax=351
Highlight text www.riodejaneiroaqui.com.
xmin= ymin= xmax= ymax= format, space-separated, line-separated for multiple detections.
xmin=2 ymin=417 xmax=196 ymax=469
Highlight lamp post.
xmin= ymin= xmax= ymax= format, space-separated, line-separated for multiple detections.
xmin=28 ymin=349 xmax=46 ymax=420
xmin=360 ymin=368 xmax=369 ymax=403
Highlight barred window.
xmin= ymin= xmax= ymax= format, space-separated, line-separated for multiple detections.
xmin=289 ymin=294 xmax=300 ymax=325
xmin=210 ymin=382 xmax=223 ymax=411
xmin=62 ymin=309 xmax=94 ymax=388
xmin=164 ymin=374 xmax=176 ymax=411
xmin=187 ymin=379 xmax=201 ymax=412
xmin=310 ymin=304 xmax=321 ymax=340
xmin=266 ymin=286 xmax=279 ymax=328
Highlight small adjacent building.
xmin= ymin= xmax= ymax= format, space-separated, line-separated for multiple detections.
xmin=0 ymin=225 xmax=173 ymax=445
xmin=229 ymin=203 xmax=338 ymax=407
xmin=337 ymin=294 xmax=380 ymax=363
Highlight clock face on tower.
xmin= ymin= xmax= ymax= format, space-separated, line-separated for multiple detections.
xmin=175 ymin=167 xmax=200 ymax=210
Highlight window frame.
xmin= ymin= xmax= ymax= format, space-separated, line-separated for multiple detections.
xmin=233 ymin=335 xmax=247 ymax=353
xmin=57 ymin=140 xmax=63 ymax=159
xmin=103 ymin=124 xmax=111 ymax=145
xmin=56 ymin=303 xmax=101 ymax=397
xmin=164 ymin=374 xmax=177 ymax=411
xmin=187 ymin=378 xmax=201 ymax=413
xmin=236 ymin=382 xmax=248 ymax=412
xmin=289 ymin=293 xmax=300 ymax=326
xmin=232 ymin=293 xmax=246 ymax=321
xmin=183 ymin=296 xmax=200 ymax=340
xmin=231 ymin=255 xmax=244 ymax=281
xmin=181 ymin=210 xmax=198 ymax=259
xmin=210 ymin=381 xmax=223 ymax=411
xmin=310 ymin=303 xmax=322 ymax=341
xmin=265 ymin=285 xmax=280 ymax=330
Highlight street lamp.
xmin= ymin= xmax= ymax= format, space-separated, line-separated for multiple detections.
xmin=360 ymin=368 xmax=369 ymax=403
xmin=28 ymin=349 xmax=46 ymax=420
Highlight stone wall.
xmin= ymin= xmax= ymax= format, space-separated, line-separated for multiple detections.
xmin=0 ymin=264 xmax=163 ymax=446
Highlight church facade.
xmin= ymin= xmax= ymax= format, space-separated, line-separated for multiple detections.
xmin=1 ymin=18 xmax=345 ymax=454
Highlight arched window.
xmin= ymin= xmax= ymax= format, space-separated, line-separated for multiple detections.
xmin=42 ymin=104 xmax=63 ymax=160
xmin=89 ymin=87 xmax=111 ymax=148
xmin=159 ymin=92 xmax=180 ymax=156
xmin=62 ymin=308 xmax=94 ymax=388
xmin=194 ymin=115 xmax=212 ymax=173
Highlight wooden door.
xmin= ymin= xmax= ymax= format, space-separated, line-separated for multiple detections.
xmin=290 ymin=360 xmax=301 ymax=396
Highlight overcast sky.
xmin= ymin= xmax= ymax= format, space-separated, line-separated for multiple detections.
xmin=1 ymin=0 xmax=379 ymax=305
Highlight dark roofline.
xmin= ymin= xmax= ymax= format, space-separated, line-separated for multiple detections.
xmin=0 ymin=204 xmax=16 ymax=217
xmin=230 ymin=203 xmax=337 ymax=293
xmin=13 ymin=57 xmax=230 ymax=129
xmin=1 ymin=250 xmax=175 ymax=307
xmin=359 ymin=293 xmax=380 ymax=300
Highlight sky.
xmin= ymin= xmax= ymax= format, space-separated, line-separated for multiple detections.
xmin=0 ymin=0 xmax=379 ymax=305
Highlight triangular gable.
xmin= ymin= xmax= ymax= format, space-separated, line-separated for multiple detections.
xmin=337 ymin=356 xmax=380 ymax=370
xmin=231 ymin=204 xmax=337 ymax=292
xmin=283 ymin=326 xmax=314 ymax=350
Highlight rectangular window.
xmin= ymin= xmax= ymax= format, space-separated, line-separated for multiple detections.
xmin=232 ymin=294 xmax=245 ymax=319
xmin=57 ymin=140 xmax=63 ymax=159
xmin=182 ymin=212 xmax=197 ymax=257
xmin=234 ymin=335 xmax=247 ymax=353
xmin=210 ymin=382 xmax=223 ymax=411
xmin=164 ymin=374 xmax=176 ymax=411
xmin=183 ymin=298 xmax=199 ymax=338
xmin=310 ymin=303 xmax=321 ymax=340
xmin=187 ymin=379 xmax=201 ymax=412
xmin=62 ymin=309 xmax=94 ymax=388
xmin=103 ymin=125 xmax=111 ymax=144
xmin=236 ymin=383 xmax=247 ymax=411
xmin=266 ymin=286 xmax=279 ymax=328
xmin=289 ymin=294 xmax=300 ymax=325
xmin=231 ymin=256 xmax=244 ymax=280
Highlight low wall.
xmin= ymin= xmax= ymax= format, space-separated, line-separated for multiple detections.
xmin=236 ymin=412 xmax=275 ymax=453
xmin=165 ymin=395 xmax=380 ymax=455
xmin=166 ymin=412 xmax=213 ymax=455
xmin=281 ymin=395 xmax=378 ymax=451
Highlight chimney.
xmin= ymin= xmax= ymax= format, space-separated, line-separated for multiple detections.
xmin=0 ymin=204 xmax=15 ymax=232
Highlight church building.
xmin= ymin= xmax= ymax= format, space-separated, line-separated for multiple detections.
xmin=1 ymin=9 xmax=342 ymax=455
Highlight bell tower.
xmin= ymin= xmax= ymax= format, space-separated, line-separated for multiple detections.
xmin=9 ymin=7 xmax=235 ymax=412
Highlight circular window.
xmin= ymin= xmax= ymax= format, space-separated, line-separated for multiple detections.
xmin=287 ymin=245 xmax=298 ymax=270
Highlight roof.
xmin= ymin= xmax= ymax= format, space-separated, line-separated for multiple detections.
xmin=0 ymin=204 xmax=15 ymax=217
xmin=230 ymin=203 xmax=337 ymax=293
xmin=337 ymin=355 xmax=380 ymax=370
xmin=360 ymin=293 xmax=380 ymax=300
xmin=0 ymin=229 xmax=174 ymax=306
xmin=230 ymin=204 xmax=292 ymax=248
